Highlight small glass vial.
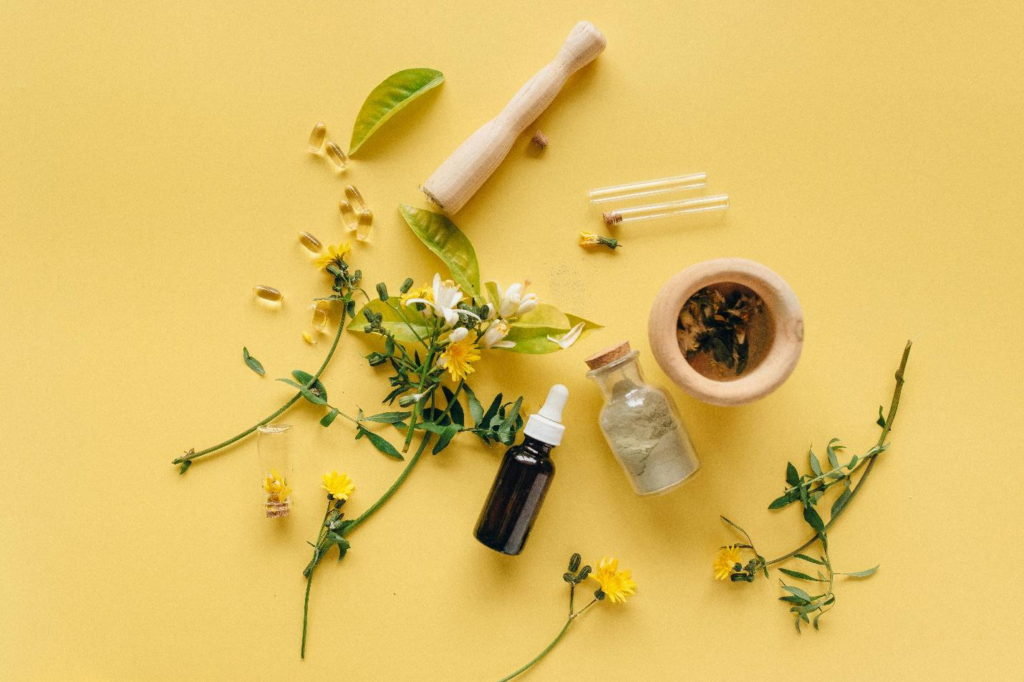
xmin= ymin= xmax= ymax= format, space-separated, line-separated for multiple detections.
xmin=257 ymin=424 xmax=293 ymax=518
xmin=310 ymin=299 xmax=331 ymax=332
xmin=585 ymin=342 xmax=699 ymax=495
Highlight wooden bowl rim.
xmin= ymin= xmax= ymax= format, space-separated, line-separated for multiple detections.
xmin=647 ymin=258 xmax=803 ymax=406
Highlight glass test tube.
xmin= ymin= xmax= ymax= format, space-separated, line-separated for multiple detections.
xmin=588 ymin=173 xmax=707 ymax=205
xmin=603 ymin=194 xmax=730 ymax=226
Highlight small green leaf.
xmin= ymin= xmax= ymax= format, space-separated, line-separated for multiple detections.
xmin=803 ymin=505 xmax=825 ymax=535
xmin=464 ymin=384 xmax=484 ymax=426
xmin=830 ymin=488 xmax=853 ymax=520
xmin=243 ymin=347 xmax=265 ymax=376
xmin=432 ymin=424 xmax=460 ymax=454
xmin=320 ymin=408 xmax=340 ymax=427
xmin=877 ymin=405 xmax=886 ymax=427
xmin=178 ymin=460 xmax=192 ymax=475
xmin=779 ymin=568 xmax=824 ymax=582
xmin=808 ymin=448 xmax=822 ymax=476
xmin=291 ymin=370 xmax=328 ymax=402
xmin=398 ymin=205 xmax=480 ymax=294
xmin=356 ymin=427 xmax=404 ymax=460
xmin=840 ymin=565 xmax=879 ymax=578
xmin=363 ymin=411 xmax=412 ymax=424
xmin=501 ymin=312 xmax=603 ymax=354
xmin=442 ymin=386 xmax=464 ymax=427
xmin=348 ymin=68 xmax=444 ymax=155
xmin=481 ymin=393 xmax=503 ymax=426
xmin=768 ymin=491 xmax=797 ymax=510
xmin=781 ymin=584 xmax=813 ymax=603
xmin=826 ymin=439 xmax=841 ymax=469
xmin=786 ymin=462 xmax=800 ymax=487
xmin=276 ymin=378 xmax=327 ymax=405
xmin=794 ymin=553 xmax=826 ymax=565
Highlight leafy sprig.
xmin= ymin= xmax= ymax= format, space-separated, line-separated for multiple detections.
xmin=717 ymin=341 xmax=912 ymax=631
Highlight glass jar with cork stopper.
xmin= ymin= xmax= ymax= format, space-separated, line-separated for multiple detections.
xmin=585 ymin=342 xmax=700 ymax=495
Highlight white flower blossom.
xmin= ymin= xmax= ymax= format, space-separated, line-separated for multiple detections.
xmin=404 ymin=273 xmax=479 ymax=327
xmin=448 ymin=327 xmax=469 ymax=343
xmin=547 ymin=322 xmax=585 ymax=350
xmin=496 ymin=281 xmax=539 ymax=319
xmin=479 ymin=320 xmax=515 ymax=349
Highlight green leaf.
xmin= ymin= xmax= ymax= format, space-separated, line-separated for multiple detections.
xmin=356 ymin=427 xmax=404 ymax=460
xmin=781 ymin=584 xmax=813 ymax=603
xmin=501 ymin=313 xmax=603 ymax=354
xmin=363 ymin=411 xmax=412 ymax=424
xmin=348 ymin=299 xmax=432 ymax=343
xmin=786 ymin=462 xmax=800 ymax=487
xmin=794 ymin=553 xmax=826 ymax=565
xmin=432 ymin=424 xmax=460 ymax=454
xmin=808 ymin=448 xmax=822 ymax=476
xmin=276 ymin=378 xmax=327 ymax=405
xmin=482 ymin=393 xmax=503 ymax=426
xmin=768 ymin=491 xmax=797 ymax=510
xmin=830 ymin=487 xmax=853 ymax=520
xmin=511 ymin=304 xmax=571 ymax=329
xmin=826 ymin=438 xmax=841 ymax=469
xmin=178 ymin=460 xmax=192 ymax=475
xmin=398 ymin=205 xmax=480 ymax=294
xmin=803 ymin=505 xmax=825 ymax=535
xmin=840 ymin=565 xmax=879 ymax=578
xmin=242 ymin=347 xmax=265 ymax=376
xmin=292 ymin=370 xmax=328 ymax=402
xmin=464 ymin=384 xmax=484 ymax=426
xmin=441 ymin=386 xmax=464 ymax=427
xmin=320 ymin=408 xmax=340 ymax=427
xmin=348 ymin=68 xmax=444 ymax=155
xmin=877 ymin=405 xmax=886 ymax=427
xmin=779 ymin=568 xmax=824 ymax=582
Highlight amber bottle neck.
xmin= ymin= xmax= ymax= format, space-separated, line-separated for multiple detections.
xmin=518 ymin=435 xmax=555 ymax=457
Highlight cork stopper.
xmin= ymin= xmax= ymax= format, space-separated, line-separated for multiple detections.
xmin=585 ymin=341 xmax=632 ymax=370
xmin=603 ymin=211 xmax=623 ymax=226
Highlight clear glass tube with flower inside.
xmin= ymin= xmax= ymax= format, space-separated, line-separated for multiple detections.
xmin=586 ymin=342 xmax=700 ymax=495
xmin=258 ymin=424 xmax=293 ymax=518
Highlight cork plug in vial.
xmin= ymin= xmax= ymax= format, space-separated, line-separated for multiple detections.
xmin=474 ymin=384 xmax=568 ymax=555
xmin=586 ymin=342 xmax=700 ymax=495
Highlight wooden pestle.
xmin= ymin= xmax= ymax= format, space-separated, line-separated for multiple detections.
xmin=421 ymin=21 xmax=606 ymax=215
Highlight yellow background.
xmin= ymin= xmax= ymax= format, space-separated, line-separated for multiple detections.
xmin=2 ymin=1 xmax=1022 ymax=679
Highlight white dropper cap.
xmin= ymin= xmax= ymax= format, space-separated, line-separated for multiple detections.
xmin=523 ymin=384 xmax=569 ymax=446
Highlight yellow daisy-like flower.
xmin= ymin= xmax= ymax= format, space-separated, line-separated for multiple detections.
xmin=262 ymin=469 xmax=292 ymax=501
xmin=400 ymin=284 xmax=434 ymax=305
xmin=578 ymin=231 xmax=620 ymax=250
xmin=713 ymin=545 xmax=743 ymax=581
xmin=321 ymin=471 xmax=354 ymax=500
xmin=313 ymin=243 xmax=352 ymax=271
xmin=438 ymin=335 xmax=481 ymax=382
xmin=589 ymin=557 xmax=637 ymax=604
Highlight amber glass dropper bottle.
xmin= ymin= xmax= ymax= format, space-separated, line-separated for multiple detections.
xmin=474 ymin=385 xmax=568 ymax=555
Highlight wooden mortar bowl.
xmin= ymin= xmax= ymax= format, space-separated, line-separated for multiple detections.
xmin=648 ymin=258 xmax=803 ymax=406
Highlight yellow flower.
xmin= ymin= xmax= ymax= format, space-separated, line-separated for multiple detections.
xmin=321 ymin=471 xmax=354 ymax=500
xmin=400 ymin=284 xmax=434 ymax=305
xmin=438 ymin=335 xmax=481 ymax=382
xmin=262 ymin=470 xmax=292 ymax=501
xmin=578 ymin=232 xmax=620 ymax=250
xmin=589 ymin=557 xmax=637 ymax=604
xmin=713 ymin=545 xmax=743 ymax=580
xmin=314 ymin=243 xmax=351 ymax=270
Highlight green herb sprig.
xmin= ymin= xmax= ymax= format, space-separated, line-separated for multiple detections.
xmin=717 ymin=341 xmax=912 ymax=631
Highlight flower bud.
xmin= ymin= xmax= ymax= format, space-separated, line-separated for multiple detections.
xmin=400 ymin=278 xmax=414 ymax=294
xmin=568 ymin=553 xmax=582 ymax=572
xmin=376 ymin=283 xmax=389 ymax=301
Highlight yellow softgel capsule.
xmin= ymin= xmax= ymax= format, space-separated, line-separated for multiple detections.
xmin=298 ymin=231 xmax=323 ymax=254
xmin=356 ymin=209 xmax=374 ymax=242
xmin=302 ymin=330 xmax=316 ymax=345
xmin=308 ymin=122 xmax=326 ymax=153
xmin=324 ymin=141 xmax=347 ymax=170
xmin=253 ymin=285 xmax=283 ymax=302
xmin=344 ymin=185 xmax=367 ymax=213
xmin=338 ymin=199 xmax=359 ymax=232
xmin=311 ymin=300 xmax=331 ymax=332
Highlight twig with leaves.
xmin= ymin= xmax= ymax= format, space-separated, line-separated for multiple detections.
xmin=715 ymin=341 xmax=912 ymax=631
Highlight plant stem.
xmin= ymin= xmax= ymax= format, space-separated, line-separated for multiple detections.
xmin=767 ymin=341 xmax=911 ymax=566
xmin=301 ymin=498 xmax=333 ymax=659
xmin=498 ymin=619 xmax=573 ymax=682
xmin=174 ymin=303 xmax=349 ymax=469
xmin=344 ymin=433 xmax=433 ymax=535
